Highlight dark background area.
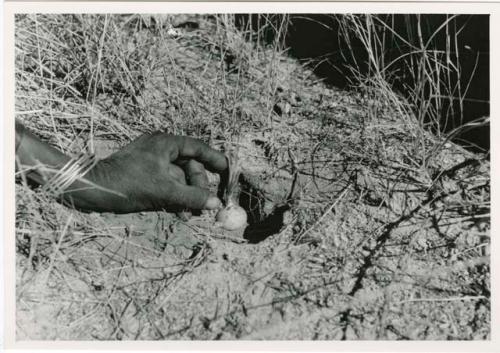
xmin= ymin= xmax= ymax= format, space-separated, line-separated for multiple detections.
xmin=237 ymin=14 xmax=490 ymax=152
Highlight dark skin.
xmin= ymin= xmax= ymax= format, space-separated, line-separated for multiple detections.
xmin=15 ymin=120 xmax=227 ymax=214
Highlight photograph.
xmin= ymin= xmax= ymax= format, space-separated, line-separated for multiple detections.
xmin=11 ymin=10 xmax=490 ymax=342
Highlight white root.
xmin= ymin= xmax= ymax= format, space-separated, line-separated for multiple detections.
xmin=215 ymin=147 xmax=248 ymax=230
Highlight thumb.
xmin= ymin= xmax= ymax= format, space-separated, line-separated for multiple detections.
xmin=169 ymin=182 xmax=222 ymax=210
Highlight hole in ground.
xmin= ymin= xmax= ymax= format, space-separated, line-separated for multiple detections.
xmin=238 ymin=174 xmax=290 ymax=244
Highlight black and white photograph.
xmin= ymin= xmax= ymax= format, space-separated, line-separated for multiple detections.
xmin=8 ymin=5 xmax=492 ymax=345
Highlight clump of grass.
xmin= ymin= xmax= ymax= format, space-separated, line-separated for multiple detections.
xmin=335 ymin=14 xmax=488 ymax=166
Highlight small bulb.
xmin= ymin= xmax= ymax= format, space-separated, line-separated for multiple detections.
xmin=216 ymin=204 xmax=248 ymax=230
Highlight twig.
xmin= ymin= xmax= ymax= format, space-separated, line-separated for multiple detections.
xmin=42 ymin=214 xmax=73 ymax=288
xmin=294 ymin=184 xmax=351 ymax=244
xmin=397 ymin=295 xmax=487 ymax=305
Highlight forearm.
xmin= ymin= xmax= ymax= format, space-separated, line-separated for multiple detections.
xmin=15 ymin=121 xmax=130 ymax=213
xmin=15 ymin=120 xmax=70 ymax=184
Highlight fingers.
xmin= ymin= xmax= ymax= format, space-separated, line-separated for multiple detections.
xmin=167 ymin=165 xmax=193 ymax=219
xmin=171 ymin=136 xmax=228 ymax=173
xmin=183 ymin=160 xmax=209 ymax=190
xmin=167 ymin=181 xmax=221 ymax=210
xmin=167 ymin=163 xmax=220 ymax=211
xmin=176 ymin=160 xmax=207 ymax=217
xmin=168 ymin=164 xmax=186 ymax=182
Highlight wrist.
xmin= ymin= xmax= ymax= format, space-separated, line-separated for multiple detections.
xmin=42 ymin=153 xmax=98 ymax=198
xmin=61 ymin=157 xmax=133 ymax=213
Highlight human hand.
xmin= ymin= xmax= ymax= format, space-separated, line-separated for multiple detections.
xmin=90 ymin=132 xmax=227 ymax=213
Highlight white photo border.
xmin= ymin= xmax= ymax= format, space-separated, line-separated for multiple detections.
xmin=3 ymin=2 xmax=498 ymax=352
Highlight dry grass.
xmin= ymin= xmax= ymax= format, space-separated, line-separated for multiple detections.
xmin=335 ymin=14 xmax=489 ymax=161
xmin=15 ymin=14 xmax=489 ymax=340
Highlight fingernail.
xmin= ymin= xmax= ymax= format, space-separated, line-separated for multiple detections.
xmin=204 ymin=196 xmax=222 ymax=210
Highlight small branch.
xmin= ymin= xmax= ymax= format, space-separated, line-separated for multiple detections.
xmin=397 ymin=295 xmax=487 ymax=305
xmin=42 ymin=214 xmax=73 ymax=288
xmin=294 ymin=184 xmax=351 ymax=244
